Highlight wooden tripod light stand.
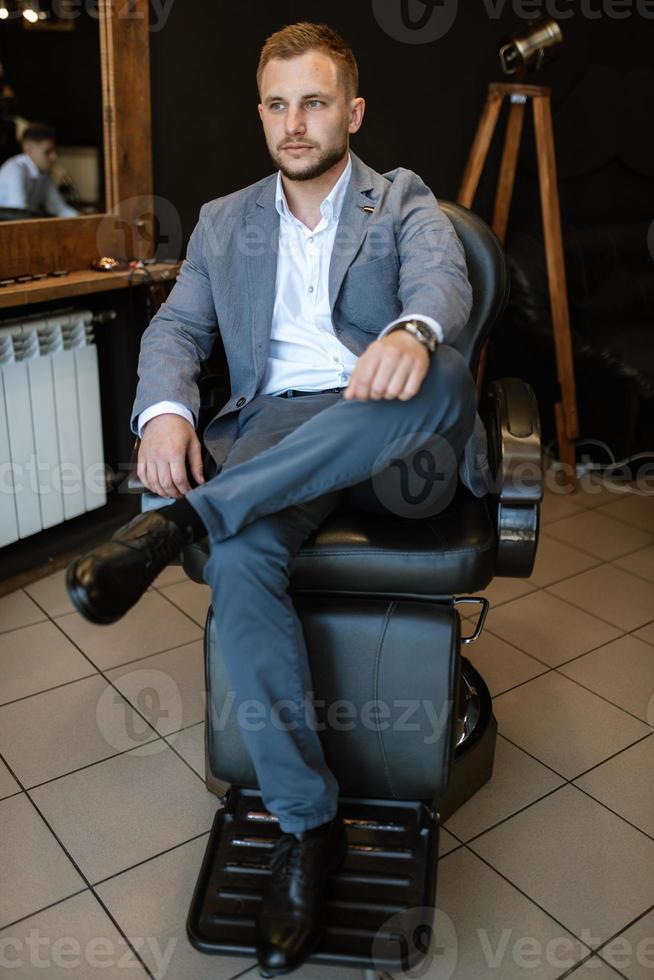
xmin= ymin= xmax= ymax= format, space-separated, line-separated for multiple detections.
xmin=458 ymin=82 xmax=579 ymax=489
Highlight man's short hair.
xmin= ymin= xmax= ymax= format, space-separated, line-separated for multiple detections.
xmin=22 ymin=123 xmax=56 ymax=145
xmin=257 ymin=22 xmax=359 ymax=102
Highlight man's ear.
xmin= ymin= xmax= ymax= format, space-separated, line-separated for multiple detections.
xmin=348 ymin=97 xmax=366 ymax=135
xmin=257 ymin=103 xmax=264 ymax=123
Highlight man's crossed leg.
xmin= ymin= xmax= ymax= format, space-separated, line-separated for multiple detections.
xmin=66 ymin=343 xmax=476 ymax=627
xmin=186 ymin=344 xmax=475 ymax=544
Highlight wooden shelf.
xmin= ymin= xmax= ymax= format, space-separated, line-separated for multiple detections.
xmin=0 ymin=262 xmax=181 ymax=310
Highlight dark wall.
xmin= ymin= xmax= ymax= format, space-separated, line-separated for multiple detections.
xmin=149 ymin=1 xmax=654 ymax=252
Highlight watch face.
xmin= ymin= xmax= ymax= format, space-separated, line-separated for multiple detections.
xmin=409 ymin=322 xmax=435 ymax=351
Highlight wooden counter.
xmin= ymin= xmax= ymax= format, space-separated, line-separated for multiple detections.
xmin=0 ymin=262 xmax=181 ymax=310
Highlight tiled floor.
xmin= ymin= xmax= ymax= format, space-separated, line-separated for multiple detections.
xmin=1 ymin=475 xmax=653 ymax=979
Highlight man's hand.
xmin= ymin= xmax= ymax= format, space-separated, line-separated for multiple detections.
xmin=137 ymin=414 xmax=205 ymax=498
xmin=343 ymin=329 xmax=430 ymax=402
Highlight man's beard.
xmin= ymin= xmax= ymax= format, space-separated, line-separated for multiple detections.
xmin=271 ymin=139 xmax=348 ymax=182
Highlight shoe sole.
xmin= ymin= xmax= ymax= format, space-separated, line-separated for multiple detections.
xmin=66 ymin=558 xmax=122 ymax=626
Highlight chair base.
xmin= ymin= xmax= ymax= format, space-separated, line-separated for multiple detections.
xmin=188 ymin=662 xmax=497 ymax=971
xmin=187 ymin=788 xmax=439 ymax=972
xmin=438 ymin=657 xmax=497 ymax=823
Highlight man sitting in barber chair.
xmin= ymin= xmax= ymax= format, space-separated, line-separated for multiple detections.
xmin=67 ymin=21 xmax=487 ymax=977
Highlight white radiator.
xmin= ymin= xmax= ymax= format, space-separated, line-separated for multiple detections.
xmin=0 ymin=308 xmax=106 ymax=547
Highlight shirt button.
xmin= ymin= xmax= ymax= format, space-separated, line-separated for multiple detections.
xmin=340 ymin=373 xmax=348 ymax=383
xmin=332 ymin=355 xmax=339 ymax=363
xmin=236 ymin=397 xmax=246 ymax=407
xmin=308 ymin=285 xmax=314 ymax=293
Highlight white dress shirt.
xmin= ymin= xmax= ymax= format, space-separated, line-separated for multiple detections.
xmin=138 ymin=152 xmax=442 ymax=438
xmin=0 ymin=153 xmax=79 ymax=218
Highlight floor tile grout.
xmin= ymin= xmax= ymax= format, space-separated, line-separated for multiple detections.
xmin=551 ymin=665 xmax=654 ymax=729
xmin=0 ymin=670 xmax=99 ymax=710
xmin=3 ymin=484 xmax=653 ymax=973
xmin=20 ymin=738 xmax=162 ymax=793
xmin=2 ymin=734 xmax=214 ymax=969
xmin=455 ymin=734 xmax=654 ymax=849
xmin=479 ymin=731 xmax=570 ymax=782
xmin=480 ymin=618 xmax=627 ymax=676
xmin=226 ymin=962 xmax=260 ymax=980
xmin=84 ymin=636 xmax=204 ymax=674
xmin=452 ymin=838 xmax=603 ymax=960
xmin=0 ymin=887 xmax=90 ymax=934
xmin=558 ymin=952 xmax=630 ymax=979
xmin=6 ymin=791 xmax=158 ymax=978
xmin=587 ymin=901 xmax=654 ymax=976
xmin=6 ymin=750 xmax=647 ymax=977
xmin=1 ymin=595 xmax=210 ymax=788
xmin=14 ymin=712 xmax=211 ymax=794
xmin=83 ymin=890 xmax=158 ymax=979
xmin=542 ymin=525 xmax=654 ymax=566
xmin=0 ymin=789 xmax=22 ymax=803
xmin=90 ymin=830 xmax=212 ymax=889
xmin=570 ymin=769 xmax=654 ymax=845
xmin=460 ymin=838 xmax=647 ymax=980
xmin=6 ymin=718 xmax=222 ymax=974
xmin=3 ymin=586 xmax=212 ymax=791
xmin=0 ymin=613 xmax=49 ymax=639
xmin=448 ymin=780 xmax=567 ymax=847
xmin=475 ymin=659 xmax=551 ymax=700
xmin=528 ymin=558 xmax=603 ymax=590
xmin=609 ymin=554 xmax=654 ymax=588
xmin=546 ymin=500 xmax=654 ymax=536
xmin=541 ymin=576 xmax=652 ymax=633
xmin=152 ymin=583 xmax=209 ymax=631
xmin=476 ymin=576 xmax=638 ymax=642
xmin=28 ymin=584 xmax=205 ymax=675
xmin=495 ymin=718 xmax=653 ymax=788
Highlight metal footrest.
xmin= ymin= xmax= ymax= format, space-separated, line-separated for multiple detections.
xmin=187 ymin=788 xmax=439 ymax=972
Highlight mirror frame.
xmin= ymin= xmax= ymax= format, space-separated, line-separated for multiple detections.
xmin=0 ymin=0 xmax=153 ymax=280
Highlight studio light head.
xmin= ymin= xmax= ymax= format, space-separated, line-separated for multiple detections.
xmin=499 ymin=18 xmax=563 ymax=78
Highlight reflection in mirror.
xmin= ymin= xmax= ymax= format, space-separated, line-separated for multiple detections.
xmin=0 ymin=0 xmax=103 ymax=221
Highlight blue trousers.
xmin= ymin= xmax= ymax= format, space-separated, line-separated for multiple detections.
xmin=185 ymin=345 xmax=476 ymax=833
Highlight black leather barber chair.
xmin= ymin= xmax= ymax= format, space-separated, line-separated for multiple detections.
xmin=130 ymin=202 xmax=543 ymax=978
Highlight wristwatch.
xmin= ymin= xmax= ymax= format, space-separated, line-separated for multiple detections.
xmin=396 ymin=319 xmax=439 ymax=354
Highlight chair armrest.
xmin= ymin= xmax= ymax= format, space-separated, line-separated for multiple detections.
xmin=483 ymin=378 xmax=543 ymax=577
xmin=486 ymin=378 xmax=543 ymax=504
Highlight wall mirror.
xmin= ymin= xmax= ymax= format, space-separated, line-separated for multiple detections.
xmin=0 ymin=0 xmax=153 ymax=280
xmin=0 ymin=0 xmax=104 ymax=218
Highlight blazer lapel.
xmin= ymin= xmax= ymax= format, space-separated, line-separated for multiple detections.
xmin=245 ymin=176 xmax=279 ymax=385
xmin=243 ymin=153 xmax=380 ymax=383
xmin=328 ymin=152 xmax=378 ymax=311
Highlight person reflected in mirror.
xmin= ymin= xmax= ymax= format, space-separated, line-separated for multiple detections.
xmin=0 ymin=83 xmax=23 ymax=165
xmin=0 ymin=122 xmax=80 ymax=217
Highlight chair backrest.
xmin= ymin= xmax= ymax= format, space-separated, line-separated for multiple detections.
xmin=438 ymin=201 xmax=510 ymax=377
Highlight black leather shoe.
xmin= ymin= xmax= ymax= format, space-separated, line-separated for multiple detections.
xmin=65 ymin=511 xmax=185 ymax=625
xmin=256 ymin=815 xmax=347 ymax=977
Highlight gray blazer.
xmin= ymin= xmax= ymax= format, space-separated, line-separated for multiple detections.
xmin=131 ymin=151 xmax=489 ymax=496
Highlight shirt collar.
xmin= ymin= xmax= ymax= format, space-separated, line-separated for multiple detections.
xmin=275 ymin=151 xmax=352 ymax=225
xmin=19 ymin=153 xmax=41 ymax=178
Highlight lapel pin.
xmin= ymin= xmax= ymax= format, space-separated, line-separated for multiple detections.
xmin=361 ymin=205 xmax=375 ymax=213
